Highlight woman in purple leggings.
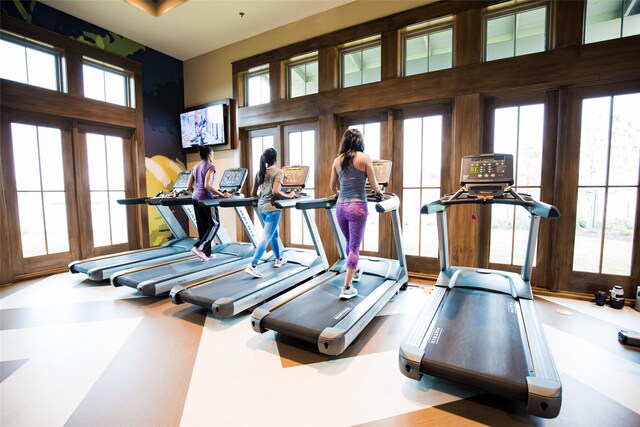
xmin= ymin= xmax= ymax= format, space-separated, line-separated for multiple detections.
xmin=330 ymin=129 xmax=383 ymax=299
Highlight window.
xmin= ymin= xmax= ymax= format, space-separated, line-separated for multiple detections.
xmin=288 ymin=53 xmax=318 ymax=98
xmin=573 ymin=93 xmax=639 ymax=275
xmin=490 ymin=103 xmax=544 ymax=266
xmin=341 ymin=37 xmax=381 ymax=88
xmin=11 ymin=123 xmax=69 ymax=257
xmin=402 ymin=115 xmax=443 ymax=258
xmin=83 ymin=59 xmax=133 ymax=107
xmin=403 ymin=17 xmax=454 ymax=76
xmin=286 ymin=128 xmax=316 ymax=246
xmin=485 ymin=2 xmax=548 ymax=61
xmin=348 ymin=122 xmax=381 ymax=252
xmin=0 ymin=34 xmax=61 ymax=91
xmin=584 ymin=0 xmax=640 ymax=44
xmin=245 ymin=65 xmax=270 ymax=106
xmin=86 ymin=133 xmax=128 ymax=247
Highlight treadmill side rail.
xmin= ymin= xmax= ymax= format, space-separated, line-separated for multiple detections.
xmin=526 ymin=377 xmax=562 ymax=418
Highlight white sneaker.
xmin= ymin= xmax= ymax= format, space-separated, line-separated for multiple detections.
xmin=205 ymin=254 xmax=217 ymax=261
xmin=191 ymin=247 xmax=207 ymax=261
xmin=339 ymin=286 xmax=358 ymax=300
xmin=274 ymin=258 xmax=287 ymax=268
xmin=244 ymin=264 xmax=263 ymax=278
xmin=352 ymin=267 xmax=364 ymax=282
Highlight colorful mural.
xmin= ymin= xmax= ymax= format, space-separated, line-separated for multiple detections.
xmin=2 ymin=0 xmax=186 ymax=244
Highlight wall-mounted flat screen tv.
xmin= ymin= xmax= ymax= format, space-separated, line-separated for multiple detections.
xmin=180 ymin=101 xmax=227 ymax=148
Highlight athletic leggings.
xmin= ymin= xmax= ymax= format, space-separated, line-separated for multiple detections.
xmin=250 ymin=210 xmax=283 ymax=266
xmin=336 ymin=201 xmax=368 ymax=269
xmin=193 ymin=201 xmax=219 ymax=256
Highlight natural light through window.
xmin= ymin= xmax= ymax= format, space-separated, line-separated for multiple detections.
xmin=246 ymin=69 xmax=270 ymax=106
xmin=1 ymin=37 xmax=59 ymax=91
xmin=485 ymin=5 xmax=547 ymax=61
xmin=288 ymin=130 xmax=316 ymax=246
xmin=342 ymin=42 xmax=381 ymax=88
xmin=584 ymin=0 xmax=640 ymax=43
xmin=83 ymin=61 xmax=130 ymax=107
xmin=289 ymin=55 xmax=318 ymax=98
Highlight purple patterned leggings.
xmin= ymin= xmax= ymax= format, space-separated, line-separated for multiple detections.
xmin=336 ymin=201 xmax=368 ymax=269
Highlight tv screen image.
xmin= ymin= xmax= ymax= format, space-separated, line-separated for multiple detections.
xmin=180 ymin=104 xmax=225 ymax=148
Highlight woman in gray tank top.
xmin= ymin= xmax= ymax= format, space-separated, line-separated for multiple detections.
xmin=330 ymin=129 xmax=383 ymax=299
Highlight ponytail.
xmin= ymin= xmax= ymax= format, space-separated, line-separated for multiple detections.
xmin=257 ymin=147 xmax=278 ymax=185
xmin=338 ymin=128 xmax=364 ymax=170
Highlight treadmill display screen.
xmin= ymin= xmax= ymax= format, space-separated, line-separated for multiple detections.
xmin=174 ymin=171 xmax=191 ymax=190
xmin=282 ymin=165 xmax=310 ymax=187
xmin=460 ymin=154 xmax=513 ymax=185
xmin=218 ymin=168 xmax=248 ymax=189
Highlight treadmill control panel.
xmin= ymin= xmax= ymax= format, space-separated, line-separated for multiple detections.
xmin=173 ymin=171 xmax=191 ymax=191
xmin=282 ymin=165 xmax=309 ymax=188
xmin=368 ymin=160 xmax=392 ymax=189
xmin=460 ymin=154 xmax=513 ymax=186
xmin=218 ymin=168 xmax=248 ymax=192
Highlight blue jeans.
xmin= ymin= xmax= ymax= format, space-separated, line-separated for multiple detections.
xmin=250 ymin=210 xmax=283 ymax=265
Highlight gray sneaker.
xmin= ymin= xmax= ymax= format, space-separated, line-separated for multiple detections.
xmin=244 ymin=264 xmax=263 ymax=278
xmin=339 ymin=286 xmax=358 ymax=300
xmin=352 ymin=267 xmax=364 ymax=282
xmin=274 ymin=258 xmax=287 ymax=268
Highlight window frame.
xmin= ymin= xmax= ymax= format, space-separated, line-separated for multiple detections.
xmin=401 ymin=21 xmax=455 ymax=77
xmin=339 ymin=38 xmax=382 ymax=89
xmin=82 ymin=57 xmax=135 ymax=107
xmin=244 ymin=66 xmax=270 ymax=107
xmin=286 ymin=53 xmax=319 ymax=99
xmin=483 ymin=0 xmax=551 ymax=62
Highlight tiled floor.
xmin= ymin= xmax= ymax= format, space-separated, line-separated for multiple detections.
xmin=1 ymin=272 xmax=639 ymax=426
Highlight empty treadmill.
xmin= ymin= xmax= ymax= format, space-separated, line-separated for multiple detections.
xmin=399 ymin=154 xmax=562 ymax=418
xmin=251 ymin=160 xmax=408 ymax=356
xmin=170 ymin=165 xmax=330 ymax=317
xmin=68 ymin=171 xmax=198 ymax=281
xmin=110 ymin=168 xmax=258 ymax=296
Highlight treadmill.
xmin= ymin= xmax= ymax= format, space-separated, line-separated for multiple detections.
xmin=110 ymin=168 xmax=258 ymax=297
xmin=169 ymin=165 xmax=330 ymax=317
xmin=251 ymin=160 xmax=409 ymax=356
xmin=68 ymin=171 xmax=198 ymax=281
xmin=399 ymin=153 xmax=562 ymax=418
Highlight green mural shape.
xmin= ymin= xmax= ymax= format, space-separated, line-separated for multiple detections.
xmin=75 ymin=31 xmax=145 ymax=58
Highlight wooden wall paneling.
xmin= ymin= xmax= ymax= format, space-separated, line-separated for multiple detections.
xmin=450 ymin=93 xmax=483 ymax=268
xmin=270 ymin=60 xmax=282 ymax=102
xmin=317 ymin=113 xmax=339 ymax=264
xmin=553 ymin=0 xmax=585 ymax=48
xmin=238 ymin=36 xmax=640 ymax=130
xmin=0 ymin=115 xmax=15 ymax=284
xmin=72 ymin=126 xmax=94 ymax=259
xmin=381 ymin=30 xmax=399 ymax=81
xmin=536 ymin=89 xmax=560 ymax=290
xmin=318 ymin=46 xmax=338 ymax=92
xmin=454 ymin=8 xmax=482 ymax=67
xmin=65 ymin=50 xmax=85 ymax=96
xmin=551 ymin=86 xmax=581 ymax=292
xmin=378 ymin=110 xmax=395 ymax=260
xmin=61 ymin=123 xmax=81 ymax=264
xmin=133 ymin=65 xmax=148 ymax=248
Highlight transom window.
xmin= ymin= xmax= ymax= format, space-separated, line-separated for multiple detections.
xmin=83 ymin=59 xmax=134 ymax=107
xmin=584 ymin=0 xmax=640 ymax=43
xmin=401 ymin=115 xmax=443 ymax=258
xmin=0 ymin=34 xmax=61 ymax=91
xmin=341 ymin=37 xmax=381 ymax=88
xmin=287 ymin=52 xmax=318 ymax=98
xmin=485 ymin=2 xmax=548 ymax=61
xmin=490 ymin=103 xmax=544 ymax=266
xmin=403 ymin=17 xmax=454 ymax=76
xmin=573 ymin=92 xmax=639 ymax=275
xmin=245 ymin=65 xmax=270 ymax=106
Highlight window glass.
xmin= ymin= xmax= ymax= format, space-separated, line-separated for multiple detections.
xmin=342 ymin=44 xmax=381 ymax=88
xmin=402 ymin=116 xmax=442 ymax=258
xmin=574 ymin=93 xmax=639 ymax=275
xmin=83 ymin=62 xmax=131 ymax=107
xmin=490 ymin=103 xmax=544 ymax=266
xmin=11 ymin=123 xmax=69 ymax=257
xmin=289 ymin=60 xmax=318 ymax=98
xmin=486 ymin=5 xmax=547 ymax=61
xmin=584 ymin=0 xmax=640 ymax=43
xmin=0 ymin=38 xmax=59 ymax=91
xmin=287 ymin=129 xmax=316 ymax=246
xmin=404 ymin=27 xmax=453 ymax=76
xmin=247 ymin=71 xmax=270 ymax=106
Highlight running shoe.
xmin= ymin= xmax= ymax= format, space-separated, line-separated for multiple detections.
xmin=244 ymin=264 xmax=263 ymax=278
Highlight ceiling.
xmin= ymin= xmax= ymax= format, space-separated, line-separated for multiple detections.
xmin=39 ymin=0 xmax=355 ymax=61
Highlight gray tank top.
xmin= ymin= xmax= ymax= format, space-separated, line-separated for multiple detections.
xmin=337 ymin=166 xmax=367 ymax=203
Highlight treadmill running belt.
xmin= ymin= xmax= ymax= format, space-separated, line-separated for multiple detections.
xmin=180 ymin=262 xmax=302 ymax=308
xmin=115 ymin=253 xmax=237 ymax=288
xmin=263 ymin=273 xmax=385 ymax=343
xmin=421 ymin=287 xmax=530 ymax=401
xmin=72 ymin=246 xmax=185 ymax=273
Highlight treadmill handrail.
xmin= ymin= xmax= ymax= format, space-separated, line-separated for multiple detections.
xmin=374 ymin=193 xmax=399 ymax=213
xmin=295 ymin=196 xmax=338 ymax=210
xmin=421 ymin=191 xmax=560 ymax=219
xmin=219 ymin=196 xmax=258 ymax=208
xmin=117 ymin=197 xmax=148 ymax=205
xmin=160 ymin=195 xmax=195 ymax=206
